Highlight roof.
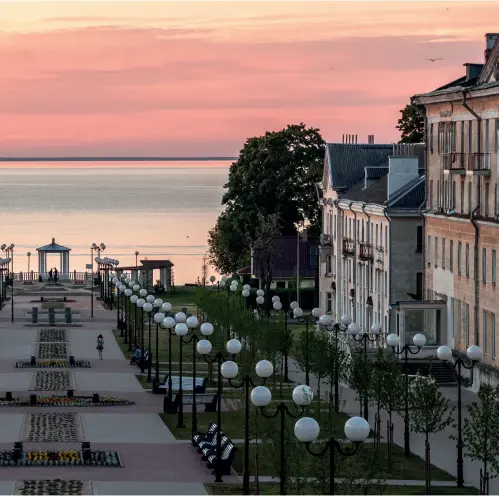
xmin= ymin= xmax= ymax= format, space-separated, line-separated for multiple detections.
xmin=344 ymin=175 xmax=389 ymax=204
xmin=236 ymin=265 xmax=251 ymax=275
xmin=252 ymin=237 xmax=319 ymax=279
xmin=326 ymin=144 xmax=393 ymax=192
xmin=36 ymin=238 xmax=71 ymax=252
xmin=387 ymin=176 xmax=425 ymax=209
xmin=139 ymin=260 xmax=174 ymax=269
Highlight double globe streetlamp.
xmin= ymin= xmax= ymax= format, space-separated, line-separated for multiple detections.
xmin=222 ymin=359 xmax=273 ymax=495
xmin=386 ymin=332 xmax=426 ymax=457
xmin=295 ymin=415 xmax=370 ymax=496
xmin=437 ymin=344 xmax=482 ymax=488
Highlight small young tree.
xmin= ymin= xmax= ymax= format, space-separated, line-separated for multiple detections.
xmin=410 ymin=376 xmax=454 ymax=494
xmin=348 ymin=349 xmax=372 ymax=418
xmin=462 ymin=385 xmax=499 ymax=494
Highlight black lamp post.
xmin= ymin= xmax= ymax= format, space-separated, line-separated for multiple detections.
xmin=124 ymin=287 xmax=132 ymax=347
xmin=437 ymin=343 xmax=482 ymax=488
xmin=136 ymin=298 xmax=146 ymax=372
xmin=291 ymin=305 xmax=321 ymax=386
xmin=295 ymin=415 xmax=370 ymax=495
xmin=151 ymin=299 xmax=166 ymax=390
xmin=270 ymin=297 xmax=292 ymax=383
xmin=348 ymin=322 xmax=382 ymax=421
xmin=143 ymin=299 xmax=154 ymax=383
xmin=318 ymin=313 xmax=351 ymax=413
xmin=130 ymin=294 xmax=138 ymax=348
xmin=162 ymin=316 xmax=177 ymax=408
xmin=116 ymin=281 xmax=123 ymax=334
xmin=386 ymin=332 xmax=427 ymax=457
xmin=198 ymin=337 xmax=242 ymax=484
xmin=254 ymin=384 xmax=314 ymax=495
xmin=223 ymin=359 xmax=273 ymax=495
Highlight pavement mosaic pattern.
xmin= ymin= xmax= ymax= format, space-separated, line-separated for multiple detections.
xmin=38 ymin=330 xmax=67 ymax=343
xmin=23 ymin=413 xmax=82 ymax=442
xmin=14 ymin=480 xmax=90 ymax=495
xmin=37 ymin=344 xmax=68 ymax=359
xmin=32 ymin=371 xmax=74 ymax=391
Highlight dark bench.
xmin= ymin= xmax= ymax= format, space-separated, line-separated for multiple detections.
xmin=206 ymin=442 xmax=237 ymax=476
xmin=200 ymin=434 xmax=229 ymax=460
xmin=163 ymin=392 xmax=218 ymax=414
xmin=192 ymin=421 xmax=218 ymax=447
xmin=156 ymin=375 xmax=207 ymax=395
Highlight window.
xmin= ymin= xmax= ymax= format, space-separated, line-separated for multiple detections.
xmin=483 ymin=310 xmax=488 ymax=355
xmin=434 ymin=237 xmax=439 ymax=267
xmin=375 ymin=224 xmax=379 ymax=247
xmin=485 ymin=182 xmax=490 ymax=217
xmin=468 ymin=182 xmax=472 ymax=214
xmin=493 ymin=313 xmax=496 ymax=360
xmin=430 ymin=123 xmax=434 ymax=153
xmin=385 ymin=228 xmax=388 ymax=252
xmin=384 ymin=271 xmax=387 ymax=296
xmin=429 ymin=180 xmax=434 ymax=210
xmin=493 ymin=249 xmax=496 ymax=285
xmin=442 ymin=238 xmax=446 ymax=269
xmin=452 ymin=180 xmax=456 ymax=210
xmin=458 ymin=242 xmax=462 ymax=275
xmin=485 ymin=119 xmax=490 ymax=155
xmin=416 ymin=226 xmax=423 ymax=253
xmin=466 ymin=243 xmax=470 ymax=278
xmin=450 ymin=297 xmax=455 ymax=338
xmin=465 ymin=303 xmax=470 ymax=347
xmin=427 ymin=235 xmax=431 ymax=266
xmin=469 ymin=120 xmax=473 ymax=153
xmin=482 ymin=248 xmax=487 ymax=283
xmin=276 ymin=281 xmax=285 ymax=289
xmin=309 ymin=246 xmax=318 ymax=267
xmin=416 ymin=272 xmax=423 ymax=299
xmin=333 ymin=215 xmax=337 ymax=237
xmin=457 ymin=299 xmax=462 ymax=344
xmin=437 ymin=180 xmax=441 ymax=209
xmin=495 ymin=184 xmax=498 ymax=218
xmin=460 ymin=181 xmax=465 ymax=213
xmin=326 ymin=292 xmax=333 ymax=313
xmin=380 ymin=225 xmax=383 ymax=248
xmin=449 ymin=240 xmax=454 ymax=272
xmin=326 ymin=255 xmax=332 ymax=275
xmin=460 ymin=121 xmax=465 ymax=153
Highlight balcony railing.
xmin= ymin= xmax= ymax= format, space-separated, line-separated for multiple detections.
xmin=443 ymin=152 xmax=467 ymax=170
xmin=342 ymin=238 xmax=355 ymax=256
xmin=320 ymin=233 xmax=332 ymax=246
xmin=376 ymin=251 xmax=384 ymax=263
xmin=468 ymin=152 xmax=491 ymax=172
xmin=358 ymin=242 xmax=374 ymax=261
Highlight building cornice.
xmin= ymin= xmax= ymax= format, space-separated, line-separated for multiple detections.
xmin=414 ymin=85 xmax=499 ymax=106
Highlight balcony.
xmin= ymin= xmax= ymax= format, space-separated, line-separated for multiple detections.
xmin=443 ymin=153 xmax=466 ymax=175
xmin=376 ymin=250 xmax=384 ymax=264
xmin=342 ymin=238 xmax=355 ymax=256
xmin=468 ymin=153 xmax=491 ymax=175
xmin=358 ymin=242 xmax=374 ymax=261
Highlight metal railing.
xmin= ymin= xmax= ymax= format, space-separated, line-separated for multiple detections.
xmin=12 ymin=271 xmax=92 ymax=282
xmin=443 ymin=152 xmax=467 ymax=170
xmin=342 ymin=238 xmax=355 ymax=256
xmin=359 ymin=243 xmax=374 ymax=261
xmin=468 ymin=152 xmax=491 ymax=171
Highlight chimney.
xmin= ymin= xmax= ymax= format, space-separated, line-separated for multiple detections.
xmin=387 ymin=155 xmax=419 ymax=200
xmin=485 ymin=33 xmax=499 ymax=62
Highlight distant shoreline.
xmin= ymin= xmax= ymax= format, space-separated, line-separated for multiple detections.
xmin=0 ymin=157 xmax=236 ymax=162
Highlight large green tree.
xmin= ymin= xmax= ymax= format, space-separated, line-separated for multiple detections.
xmin=208 ymin=123 xmax=325 ymax=274
xmin=396 ymin=103 xmax=425 ymax=144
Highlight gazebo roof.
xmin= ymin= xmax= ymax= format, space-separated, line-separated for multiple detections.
xmin=36 ymin=238 xmax=71 ymax=253
xmin=139 ymin=259 xmax=173 ymax=269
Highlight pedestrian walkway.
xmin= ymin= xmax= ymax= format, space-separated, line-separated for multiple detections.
xmin=0 ymin=294 xmax=230 ymax=495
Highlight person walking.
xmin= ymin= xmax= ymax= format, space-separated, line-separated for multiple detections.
xmin=54 ymin=267 xmax=58 ymax=284
xmin=48 ymin=268 xmax=53 ymax=283
xmin=96 ymin=334 xmax=104 ymax=359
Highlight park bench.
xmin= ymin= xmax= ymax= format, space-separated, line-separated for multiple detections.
xmin=200 ymin=434 xmax=230 ymax=460
xmin=163 ymin=392 xmax=218 ymax=414
xmin=206 ymin=441 xmax=237 ymax=475
xmin=192 ymin=421 xmax=218 ymax=447
xmin=156 ymin=375 xmax=207 ymax=395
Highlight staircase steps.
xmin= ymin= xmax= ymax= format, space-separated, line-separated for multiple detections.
xmin=399 ymin=359 xmax=457 ymax=387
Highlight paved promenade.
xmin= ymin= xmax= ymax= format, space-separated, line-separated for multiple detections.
xmin=0 ymin=294 xmax=228 ymax=495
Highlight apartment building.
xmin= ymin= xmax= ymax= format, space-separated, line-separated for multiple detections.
xmin=413 ymin=33 xmax=499 ymax=368
xmin=319 ymin=138 xmax=425 ymax=337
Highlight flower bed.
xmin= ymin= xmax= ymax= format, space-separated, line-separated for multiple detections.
xmin=0 ymin=395 xmax=135 ymax=407
xmin=33 ymin=371 xmax=72 ymax=391
xmin=15 ymin=360 xmax=91 ymax=368
xmin=37 ymin=343 xmax=67 ymax=359
xmin=38 ymin=329 xmax=67 ymax=342
xmin=25 ymin=413 xmax=81 ymax=442
xmin=17 ymin=479 xmax=87 ymax=495
xmin=0 ymin=449 xmax=121 ymax=466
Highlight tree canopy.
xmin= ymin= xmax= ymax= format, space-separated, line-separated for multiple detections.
xmin=396 ymin=103 xmax=425 ymax=144
xmin=208 ymin=123 xmax=325 ymax=274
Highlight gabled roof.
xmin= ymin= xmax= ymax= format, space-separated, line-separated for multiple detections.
xmin=36 ymin=238 xmax=71 ymax=252
xmin=325 ymin=144 xmax=393 ymax=193
xmin=386 ymin=176 xmax=425 ymax=209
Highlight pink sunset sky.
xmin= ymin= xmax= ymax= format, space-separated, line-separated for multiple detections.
xmin=1 ymin=1 xmax=499 ymax=157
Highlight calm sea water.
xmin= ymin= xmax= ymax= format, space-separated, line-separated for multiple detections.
xmin=0 ymin=161 xmax=231 ymax=284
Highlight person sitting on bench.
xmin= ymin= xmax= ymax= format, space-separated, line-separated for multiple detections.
xmin=130 ymin=345 xmax=141 ymax=365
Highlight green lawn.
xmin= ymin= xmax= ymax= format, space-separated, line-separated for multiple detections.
xmin=204 ymin=483 xmax=477 ymax=495
xmin=229 ymin=443 xmax=454 ymax=483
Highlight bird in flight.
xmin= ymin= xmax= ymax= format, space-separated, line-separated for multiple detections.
xmin=427 ymin=58 xmax=443 ymax=62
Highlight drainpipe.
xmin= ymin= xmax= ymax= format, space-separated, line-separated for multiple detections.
xmin=348 ymin=202 xmax=357 ymax=323
xmin=463 ymin=90 xmax=481 ymax=346
xmin=383 ymin=209 xmax=392 ymax=335
xmin=361 ymin=203 xmax=371 ymax=332
xmin=419 ymin=201 xmax=427 ymax=297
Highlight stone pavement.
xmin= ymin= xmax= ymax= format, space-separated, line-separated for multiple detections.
xmin=286 ymin=356 xmax=486 ymax=492
xmin=0 ymin=294 xmax=226 ymax=495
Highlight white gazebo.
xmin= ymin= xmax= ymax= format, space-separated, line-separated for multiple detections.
xmin=36 ymin=238 xmax=71 ymax=278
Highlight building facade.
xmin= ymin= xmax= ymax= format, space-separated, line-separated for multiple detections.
xmin=319 ymin=139 xmax=425 ymax=337
xmin=413 ymin=33 xmax=499 ymax=367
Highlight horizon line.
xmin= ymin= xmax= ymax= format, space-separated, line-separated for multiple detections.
xmin=0 ymin=156 xmax=237 ymax=162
